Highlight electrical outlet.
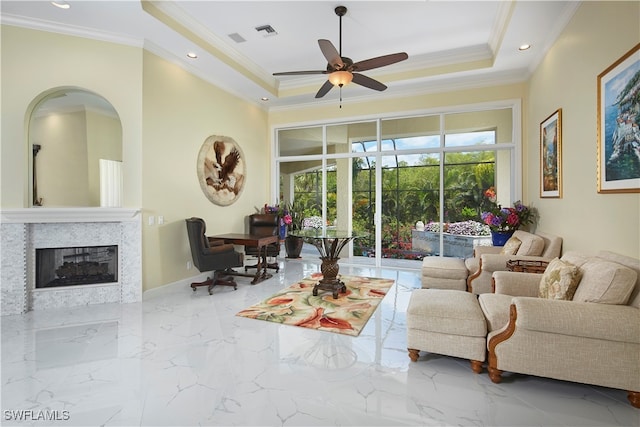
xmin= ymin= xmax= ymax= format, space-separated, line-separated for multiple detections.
xmin=187 ymin=261 xmax=192 ymax=270
xmin=158 ymin=215 xmax=164 ymax=225
xmin=148 ymin=215 xmax=155 ymax=226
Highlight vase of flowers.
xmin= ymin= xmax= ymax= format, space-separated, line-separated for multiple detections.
xmin=264 ymin=203 xmax=288 ymax=240
xmin=480 ymin=187 xmax=534 ymax=246
xmin=282 ymin=199 xmax=304 ymax=258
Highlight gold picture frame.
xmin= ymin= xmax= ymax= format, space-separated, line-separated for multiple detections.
xmin=540 ymin=109 xmax=562 ymax=198
xmin=197 ymin=135 xmax=246 ymax=206
xmin=597 ymin=43 xmax=640 ymax=193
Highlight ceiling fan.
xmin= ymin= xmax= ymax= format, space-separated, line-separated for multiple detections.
xmin=273 ymin=5 xmax=408 ymax=99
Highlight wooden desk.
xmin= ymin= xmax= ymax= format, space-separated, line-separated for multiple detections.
xmin=210 ymin=233 xmax=279 ymax=284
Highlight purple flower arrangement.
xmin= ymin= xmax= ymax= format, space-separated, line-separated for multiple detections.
xmin=480 ymin=187 xmax=533 ymax=232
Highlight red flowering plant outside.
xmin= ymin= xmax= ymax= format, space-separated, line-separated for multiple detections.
xmin=480 ymin=187 xmax=533 ymax=232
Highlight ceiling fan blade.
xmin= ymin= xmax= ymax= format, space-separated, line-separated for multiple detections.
xmin=352 ymin=73 xmax=387 ymax=91
xmin=318 ymin=39 xmax=343 ymax=69
xmin=352 ymin=52 xmax=408 ymax=72
xmin=315 ymin=80 xmax=334 ymax=98
xmin=273 ymin=70 xmax=327 ymax=76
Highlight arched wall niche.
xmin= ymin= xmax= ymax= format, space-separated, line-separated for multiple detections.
xmin=27 ymin=87 xmax=123 ymax=207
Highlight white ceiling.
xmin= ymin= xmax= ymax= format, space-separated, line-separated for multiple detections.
xmin=1 ymin=0 xmax=580 ymax=111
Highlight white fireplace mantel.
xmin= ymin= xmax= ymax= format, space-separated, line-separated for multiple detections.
xmin=1 ymin=208 xmax=142 ymax=315
xmin=1 ymin=207 xmax=140 ymax=223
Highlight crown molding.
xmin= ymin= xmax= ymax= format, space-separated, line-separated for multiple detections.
xmin=0 ymin=14 xmax=143 ymax=48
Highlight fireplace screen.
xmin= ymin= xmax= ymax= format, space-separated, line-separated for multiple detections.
xmin=36 ymin=245 xmax=118 ymax=288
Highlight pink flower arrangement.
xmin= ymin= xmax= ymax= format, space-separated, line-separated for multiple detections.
xmin=480 ymin=187 xmax=533 ymax=232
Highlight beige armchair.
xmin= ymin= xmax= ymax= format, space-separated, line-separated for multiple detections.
xmin=479 ymin=250 xmax=640 ymax=408
xmin=465 ymin=230 xmax=562 ymax=294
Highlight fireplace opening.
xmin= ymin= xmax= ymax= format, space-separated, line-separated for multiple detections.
xmin=36 ymin=245 xmax=118 ymax=288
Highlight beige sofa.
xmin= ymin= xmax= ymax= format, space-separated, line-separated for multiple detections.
xmin=479 ymin=250 xmax=640 ymax=408
xmin=465 ymin=230 xmax=562 ymax=294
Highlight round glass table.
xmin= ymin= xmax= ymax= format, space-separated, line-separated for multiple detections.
xmin=288 ymin=229 xmax=361 ymax=298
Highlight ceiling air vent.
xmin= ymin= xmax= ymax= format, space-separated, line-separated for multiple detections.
xmin=255 ymin=24 xmax=277 ymax=37
xmin=228 ymin=33 xmax=246 ymax=43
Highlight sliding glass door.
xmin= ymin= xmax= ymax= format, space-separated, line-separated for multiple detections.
xmin=276 ymin=102 xmax=520 ymax=265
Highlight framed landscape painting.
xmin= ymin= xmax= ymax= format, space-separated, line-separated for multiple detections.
xmin=597 ymin=43 xmax=640 ymax=193
xmin=540 ymin=109 xmax=562 ymax=198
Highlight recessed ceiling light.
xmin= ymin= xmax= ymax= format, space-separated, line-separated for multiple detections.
xmin=186 ymin=52 xmax=198 ymax=59
xmin=261 ymin=97 xmax=269 ymax=102
xmin=519 ymin=44 xmax=531 ymax=51
xmin=51 ymin=1 xmax=70 ymax=9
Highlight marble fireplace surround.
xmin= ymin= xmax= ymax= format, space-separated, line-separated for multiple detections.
xmin=1 ymin=208 xmax=142 ymax=315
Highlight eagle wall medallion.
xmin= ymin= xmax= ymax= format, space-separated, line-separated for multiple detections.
xmin=197 ymin=135 xmax=246 ymax=206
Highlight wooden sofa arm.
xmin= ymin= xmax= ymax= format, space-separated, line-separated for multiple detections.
xmin=468 ymin=254 xmax=550 ymax=294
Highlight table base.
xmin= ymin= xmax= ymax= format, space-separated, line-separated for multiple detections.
xmin=209 ymin=233 xmax=279 ymax=285
xmin=312 ymin=278 xmax=347 ymax=299
xmin=223 ymin=268 xmax=272 ymax=285
xmin=313 ymin=256 xmax=346 ymax=299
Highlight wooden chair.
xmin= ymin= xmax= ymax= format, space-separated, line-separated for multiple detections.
xmin=245 ymin=214 xmax=280 ymax=272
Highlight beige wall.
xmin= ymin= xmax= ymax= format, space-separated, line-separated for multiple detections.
xmin=527 ymin=1 xmax=640 ymax=258
xmin=0 ymin=25 xmax=142 ymax=208
xmin=86 ymin=110 xmax=122 ymax=206
xmin=29 ymin=109 xmax=121 ymax=207
xmin=269 ymin=84 xmax=526 ymax=128
xmin=140 ymin=51 xmax=269 ymax=290
xmin=31 ymin=111 xmax=90 ymax=206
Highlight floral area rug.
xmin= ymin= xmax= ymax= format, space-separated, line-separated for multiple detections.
xmin=236 ymin=273 xmax=395 ymax=336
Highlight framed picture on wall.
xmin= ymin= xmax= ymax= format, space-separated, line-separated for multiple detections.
xmin=540 ymin=109 xmax=562 ymax=198
xmin=197 ymin=135 xmax=246 ymax=206
xmin=597 ymin=43 xmax=640 ymax=193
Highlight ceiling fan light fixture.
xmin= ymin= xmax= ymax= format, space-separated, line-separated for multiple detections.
xmin=328 ymin=70 xmax=353 ymax=87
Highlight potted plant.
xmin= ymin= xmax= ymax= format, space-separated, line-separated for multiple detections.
xmin=283 ymin=199 xmax=304 ymax=258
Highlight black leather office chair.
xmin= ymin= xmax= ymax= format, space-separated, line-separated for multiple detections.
xmin=185 ymin=217 xmax=244 ymax=294
xmin=245 ymin=213 xmax=280 ymax=272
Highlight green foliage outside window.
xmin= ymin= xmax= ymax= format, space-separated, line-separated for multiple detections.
xmin=286 ymin=150 xmax=496 ymax=259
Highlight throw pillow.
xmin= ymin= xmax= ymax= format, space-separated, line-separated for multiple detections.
xmin=572 ymin=259 xmax=637 ymax=305
xmin=538 ymin=257 xmax=582 ymax=300
xmin=513 ymin=231 xmax=545 ymax=256
xmin=500 ymin=236 xmax=522 ymax=255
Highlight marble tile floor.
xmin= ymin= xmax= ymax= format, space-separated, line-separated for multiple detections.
xmin=2 ymin=257 xmax=638 ymax=426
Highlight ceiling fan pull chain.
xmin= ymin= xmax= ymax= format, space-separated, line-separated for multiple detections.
xmin=339 ymin=86 xmax=343 ymax=108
